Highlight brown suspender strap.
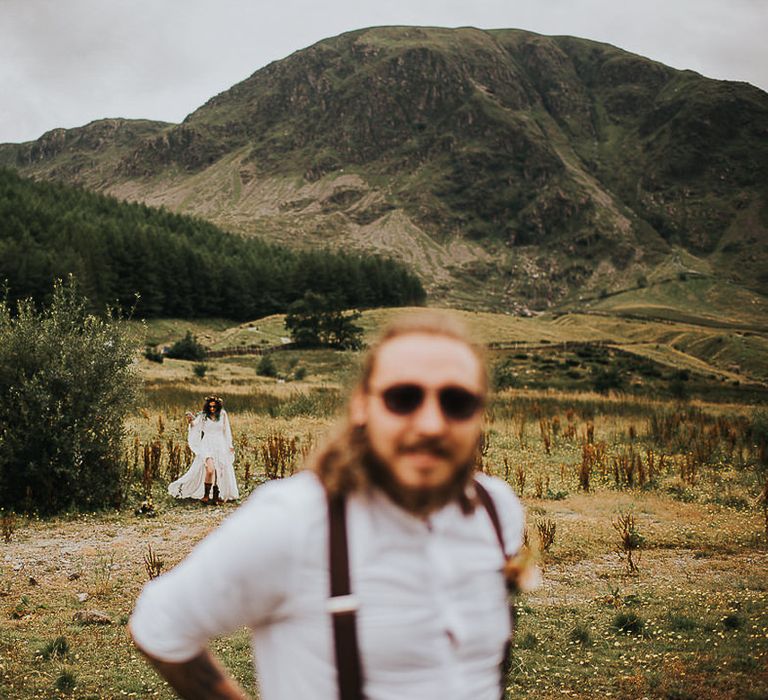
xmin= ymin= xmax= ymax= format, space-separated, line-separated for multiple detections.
xmin=473 ymin=480 xmax=506 ymax=553
xmin=474 ymin=479 xmax=515 ymax=700
xmin=327 ymin=494 xmax=364 ymax=700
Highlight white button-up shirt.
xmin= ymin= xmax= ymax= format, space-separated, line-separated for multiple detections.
xmin=130 ymin=471 xmax=524 ymax=700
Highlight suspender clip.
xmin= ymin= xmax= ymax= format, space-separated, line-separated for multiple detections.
xmin=327 ymin=594 xmax=360 ymax=615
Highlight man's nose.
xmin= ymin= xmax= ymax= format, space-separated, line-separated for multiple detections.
xmin=412 ymin=393 xmax=447 ymax=434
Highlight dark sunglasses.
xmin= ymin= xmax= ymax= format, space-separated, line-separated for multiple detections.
xmin=377 ymin=383 xmax=483 ymax=421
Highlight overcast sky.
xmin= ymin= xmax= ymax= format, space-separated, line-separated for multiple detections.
xmin=1 ymin=0 xmax=766 ymax=144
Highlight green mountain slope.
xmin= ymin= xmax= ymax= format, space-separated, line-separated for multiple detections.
xmin=2 ymin=26 xmax=766 ymax=311
xmin=0 ymin=168 xmax=425 ymax=319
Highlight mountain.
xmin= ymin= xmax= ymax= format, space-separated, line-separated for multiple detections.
xmin=2 ymin=26 xmax=767 ymax=311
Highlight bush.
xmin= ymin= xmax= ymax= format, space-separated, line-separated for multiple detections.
xmin=722 ymin=613 xmax=745 ymax=631
xmin=55 ymin=670 xmax=77 ymax=693
xmin=0 ymin=280 xmax=139 ymax=514
xmin=612 ymin=611 xmax=646 ymax=635
xmin=593 ymin=367 xmax=623 ymax=394
xmin=143 ymin=346 xmax=164 ymax=363
xmin=165 ymin=331 xmax=206 ymax=361
xmin=37 ymin=635 xmax=69 ymax=660
xmin=568 ymin=624 xmax=593 ymax=645
xmin=257 ymin=353 xmax=278 ymax=378
xmin=492 ymin=360 xmax=517 ymax=391
xmin=192 ymin=363 xmax=208 ymax=378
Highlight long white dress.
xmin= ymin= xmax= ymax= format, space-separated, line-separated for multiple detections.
xmin=168 ymin=409 xmax=239 ymax=501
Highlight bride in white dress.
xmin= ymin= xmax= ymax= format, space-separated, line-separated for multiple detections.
xmin=168 ymin=396 xmax=239 ymax=504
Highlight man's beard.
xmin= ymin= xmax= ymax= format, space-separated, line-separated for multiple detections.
xmin=359 ymin=433 xmax=477 ymax=517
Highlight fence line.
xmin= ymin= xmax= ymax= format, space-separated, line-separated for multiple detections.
xmin=205 ymin=343 xmax=296 ymax=359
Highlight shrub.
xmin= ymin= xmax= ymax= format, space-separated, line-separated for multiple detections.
xmin=143 ymin=543 xmax=164 ymax=581
xmin=275 ymin=388 xmax=343 ymax=418
xmin=165 ymin=331 xmax=206 ymax=361
xmin=38 ymin=636 xmax=69 ymax=660
xmin=612 ymin=611 xmax=646 ymax=635
xmin=722 ymin=613 xmax=745 ymax=631
xmin=143 ymin=345 xmax=164 ymax=363
xmin=257 ymin=353 xmax=278 ymax=378
xmin=593 ymin=367 xmax=623 ymax=394
xmin=535 ymin=517 xmax=557 ymax=552
xmin=0 ymin=509 xmax=16 ymax=542
xmin=192 ymin=363 xmax=208 ymax=378
xmin=0 ymin=280 xmax=139 ymax=514
xmin=568 ymin=624 xmax=593 ymax=645
xmin=613 ymin=512 xmax=644 ymax=574
xmin=55 ymin=670 xmax=77 ymax=692
xmin=492 ymin=360 xmax=517 ymax=391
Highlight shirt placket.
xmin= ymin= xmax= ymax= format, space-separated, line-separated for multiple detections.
xmin=423 ymin=518 xmax=463 ymax=699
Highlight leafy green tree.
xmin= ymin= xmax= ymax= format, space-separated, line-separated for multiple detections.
xmin=284 ymin=292 xmax=363 ymax=350
xmin=284 ymin=292 xmax=327 ymax=347
xmin=0 ymin=279 xmax=139 ymax=514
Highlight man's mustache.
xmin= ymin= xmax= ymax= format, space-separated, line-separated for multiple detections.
xmin=397 ymin=438 xmax=452 ymax=458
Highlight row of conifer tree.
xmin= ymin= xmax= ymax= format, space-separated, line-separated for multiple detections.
xmin=0 ymin=167 xmax=425 ymax=319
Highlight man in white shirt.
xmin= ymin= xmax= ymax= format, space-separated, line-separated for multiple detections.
xmin=130 ymin=311 xmax=530 ymax=700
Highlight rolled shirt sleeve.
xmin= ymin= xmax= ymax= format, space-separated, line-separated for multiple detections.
xmin=130 ymin=479 xmax=299 ymax=662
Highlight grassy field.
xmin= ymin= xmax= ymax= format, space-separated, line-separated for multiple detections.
xmin=2 ymin=309 xmax=768 ymax=699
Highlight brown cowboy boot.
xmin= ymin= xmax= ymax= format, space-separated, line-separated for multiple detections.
xmin=201 ymin=482 xmax=212 ymax=504
xmin=212 ymin=485 xmax=223 ymax=505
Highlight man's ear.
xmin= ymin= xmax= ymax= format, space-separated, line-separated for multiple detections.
xmin=349 ymin=389 xmax=368 ymax=428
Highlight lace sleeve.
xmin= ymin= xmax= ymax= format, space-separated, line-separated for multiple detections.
xmin=222 ymin=410 xmax=234 ymax=449
xmin=187 ymin=413 xmax=204 ymax=454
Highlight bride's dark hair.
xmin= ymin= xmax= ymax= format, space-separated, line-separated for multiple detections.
xmin=202 ymin=396 xmax=223 ymax=420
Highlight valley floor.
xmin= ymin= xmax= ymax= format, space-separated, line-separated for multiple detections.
xmin=2 ymin=480 xmax=766 ymax=699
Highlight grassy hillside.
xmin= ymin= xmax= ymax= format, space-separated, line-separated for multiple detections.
xmin=584 ymin=277 xmax=768 ymax=331
xmin=3 ymin=27 xmax=766 ymax=310
xmin=143 ymin=304 xmax=768 ymax=404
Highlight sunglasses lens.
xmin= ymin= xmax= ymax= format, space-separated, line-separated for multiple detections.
xmin=379 ymin=384 xmax=481 ymax=420
xmin=439 ymin=387 xmax=482 ymax=420
xmin=381 ymin=384 xmax=424 ymax=415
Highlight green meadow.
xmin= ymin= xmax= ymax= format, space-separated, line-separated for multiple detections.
xmin=2 ymin=306 xmax=767 ymax=699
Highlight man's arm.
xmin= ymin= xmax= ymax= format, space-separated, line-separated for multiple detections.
xmin=137 ymin=644 xmax=250 ymax=700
